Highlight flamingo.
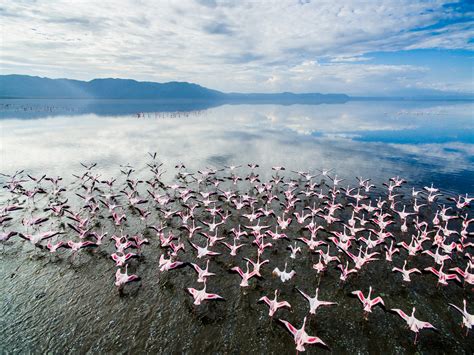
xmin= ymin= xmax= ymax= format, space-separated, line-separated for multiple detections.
xmin=391 ymin=307 xmax=436 ymax=344
xmin=351 ymin=287 xmax=385 ymax=315
xmin=189 ymin=240 xmax=221 ymax=259
xmin=221 ymin=239 xmax=246 ymax=256
xmin=19 ymin=231 xmax=60 ymax=246
xmin=450 ymin=265 xmax=474 ymax=285
xmin=231 ymin=261 xmax=257 ymax=287
xmin=279 ymin=317 xmax=328 ymax=352
xmin=424 ymin=262 xmax=461 ymax=286
xmin=158 ymin=253 xmax=184 ymax=272
xmin=111 ymin=252 xmax=136 ymax=267
xmin=273 ymin=262 xmax=295 ymax=282
xmin=187 ymin=282 xmax=224 ymax=305
xmin=449 ymin=300 xmax=473 ymax=335
xmin=190 ymin=260 xmax=216 ymax=283
xmin=338 ymin=261 xmax=358 ymax=281
xmin=258 ymin=290 xmax=291 ymax=317
xmin=297 ymin=287 xmax=337 ymax=314
xmin=114 ymin=265 xmax=139 ymax=288
xmin=392 ymin=260 xmax=421 ymax=282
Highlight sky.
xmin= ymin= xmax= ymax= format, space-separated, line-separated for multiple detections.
xmin=0 ymin=0 xmax=473 ymax=95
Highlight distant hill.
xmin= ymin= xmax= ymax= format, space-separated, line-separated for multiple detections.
xmin=0 ymin=75 xmax=349 ymax=103
xmin=0 ymin=75 xmax=225 ymax=100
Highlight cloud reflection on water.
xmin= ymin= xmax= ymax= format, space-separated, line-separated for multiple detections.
xmin=0 ymin=101 xmax=472 ymax=194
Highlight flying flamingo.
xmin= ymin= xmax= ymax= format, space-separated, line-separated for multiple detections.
xmin=424 ymin=262 xmax=460 ymax=286
xmin=231 ymin=261 xmax=257 ymax=287
xmin=338 ymin=261 xmax=358 ymax=282
xmin=351 ymin=287 xmax=385 ymax=317
xmin=296 ymin=287 xmax=337 ymax=315
xmin=221 ymin=239 xmax=246 ymax=256
xmin=158 ymin=253 xmax=184 ymax=272
xmin=392 ymin=260 xmax=421 ymax=282
xmin=187 ymin=282 xmax=224 ymax=305
xmin=243 ymin=255 xmax=269 ymax=277
xmin=190 ymin=260 xmax=216 ymax=283
xmin=273 ymin=262 xmax=296 ymax=282
xmin=111 ymin=252 xmax=136 ymax=267
xmin=449 ymin=299 xmax=473 ymax=335
xmin=258 ymin=290 xmax=291 ymax=317
xmin=450 ymin=265 xmax=474 ymax=285
xmin=19 ymin=231 xmax=61 ymax=246
xmin=391 ymin=307 xmax=436 ymax=344
xmin=114 ymin=265 xmax=139 ymax=288
xmin=279 ymin=317 xmax=328 ymax=352
xmin=189 ymin=239 xmax=221 ymax=259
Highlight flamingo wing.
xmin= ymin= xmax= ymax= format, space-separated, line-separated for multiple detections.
xmin=232 ymin=267 xmax=244 ymax=278
xmin=391 ymin=308 xmax=409 ymax=320
xmin=126 ymin=274 xmax=139 ymax=283
xmin=205 ymin=293 xmax=223 ymax=300
xmin=371 ymin=297 xmax=384 ymax=307
xmin=296 ymin=288 xmax=310 ymax=301
xmin=187 ymin=288 xmax=198 ymax=297
xmin=446 ymin=274 xmax=460 ymax=282
xmin=419 ymin=320 xmax=436 ymax=330
xmin=448 ymin=303 xmax=464 ymax=316
xmin=277 ymin=301 xmax=291 ymax=309
xmin=425 ymin=267 xmax=439 ymax=276
xmin=169 ymin=261 xmax=184 ymax=270
xmin=259 ymin=296 xmax=271 ymax=306
xmin=190 ymin=263 xmax=201 ymax=273
xmin=306 ymin=336 xmax=327 ymax=347
xmin=351 ymin=290 xmax=365 ymax=303
xmin=279 ymin=319 xmax=298 ymax=336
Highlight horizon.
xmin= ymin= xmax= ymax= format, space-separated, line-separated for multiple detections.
xmin=2 ymin=73 xmax=474 ymax=99
xmin=1 ymin=1 xmax=473 ymax=96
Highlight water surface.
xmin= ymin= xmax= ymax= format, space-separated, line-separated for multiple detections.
xmin=0 ymin=99 xmax=473 ymax=354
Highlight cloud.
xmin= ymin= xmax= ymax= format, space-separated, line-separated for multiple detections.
xmin=0 ymin=0 xmax=472 ymax=94
xmin=203 ymin=22 xmax=234 ymax=35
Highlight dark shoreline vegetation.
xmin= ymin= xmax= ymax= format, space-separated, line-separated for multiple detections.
xmin=1 ymin=158 xmax=473 ymax=353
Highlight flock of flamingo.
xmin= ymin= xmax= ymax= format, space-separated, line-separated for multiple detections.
xmin=1 ymin=153 xmax=472 ymax=352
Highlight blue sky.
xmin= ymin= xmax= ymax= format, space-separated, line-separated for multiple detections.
xmin=0 ymin=0 xmax=473 ymax=95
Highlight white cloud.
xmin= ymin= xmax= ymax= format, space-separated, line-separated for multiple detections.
xmin=0 ymin=0 xmax=472 ymax=94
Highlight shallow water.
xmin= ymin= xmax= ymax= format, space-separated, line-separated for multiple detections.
xmin=0 ymin=99 xmax=473 ymax=354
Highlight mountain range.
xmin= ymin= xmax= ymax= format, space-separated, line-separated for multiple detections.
xmin=0 ymin=75 xmax=349 ymax=103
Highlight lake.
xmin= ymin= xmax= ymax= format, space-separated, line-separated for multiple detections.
xmin=0 ymin=99 xmax=473 ymax=354
xmin=1 ymin=99 xmax=473 ymax=194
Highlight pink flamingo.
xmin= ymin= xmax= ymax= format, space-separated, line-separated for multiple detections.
xmin=259 ymin=290 xmax=291 ymax=317
xmin=351 ymin=287 xmax=385 ymax=316
xmin=115 ymin=265 xmax=139 ymax=288
xmin=231 ymin=261 xmax=257 ymax=287
xmin=424 ymin=262 xmax=460 ymax=286
xmin=111 ymin=252 xmax=136 ymax=267
xmin=449 ymin=299 xmax=473 ymax=335
xmin=392 ymin=260 xmax=421 ymax=282
xmin=187 ymin=282 xmax=224 ymax=305
xmin=189 ymin=239 xmax=221 ymax=259
xmin=297 ymin=287 xmax=337 ymax=314
xmin=190 ymin=260 xmax=216 ymax=283
xmin=391 ymin=307 xmax=436 ymax=344
xmin=279 ymin=317 xmax=328 ymax=352
xmin=158 ymin=254 xmax=184 ymax=272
